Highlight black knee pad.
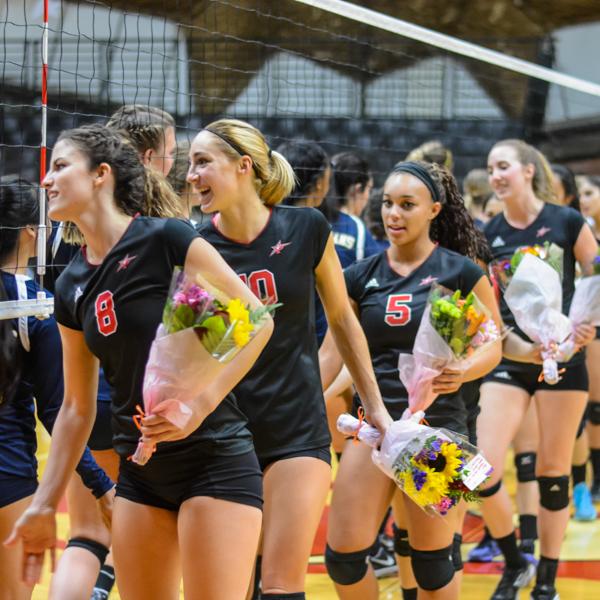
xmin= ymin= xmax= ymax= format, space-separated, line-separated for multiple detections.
xmin=538 ymin=476 xmax=570 ymax=511
xmin=66 ymin=537 xmax=109 ymax=565
xmin=325 ymin=545 xmax=371 ymax=585
xmin=589 ymin=401 xmax=600 ymax=426
xmin=452 ymin=533 xmax=463 ymax=571
xmin=479 ymin=479 xmax=502 ymax=498
xmin=514 ymin=452 xmax=537 ymax=483
xmin=261 ymin=594 xmax=305 ymax=599
xmin=392 ymin=524 xmax=411 ymax=557
xmin=410 ymin=545 xmax=454 ymax=591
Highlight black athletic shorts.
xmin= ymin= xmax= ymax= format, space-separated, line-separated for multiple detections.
xmin=88 ymin=401 xmax=112 ymax=452
xmin=461 ymin=379 xmax=482 ymax=447
xmin=352 ymin=395 xmax=469 ymax=439
xmin=0 ymin=476 xmax=37 ymax=508
xmin=116 ymin=450 xmax=263 ymax=512
xmin=258 ymin=445 xmax=332 ymax=472
xmin=483 ymin=359 xmax=589 ymax=396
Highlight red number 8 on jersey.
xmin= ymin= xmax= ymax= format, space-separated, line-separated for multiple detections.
xmin=95 ymin=291 xmax=118 ymax=336
xmin=384 ymin=294 xmax=412 ymax=326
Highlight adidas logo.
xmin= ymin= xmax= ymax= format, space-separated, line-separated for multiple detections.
xmin=495 ymin=371 xmax=512 ymax=380
xmin=365 ymin=278 xmax=379 ymax=289
xmin=491 ymin=236 xmax=505 ymax=247
xmin=550 ymin=484 xmax=561 ymax=492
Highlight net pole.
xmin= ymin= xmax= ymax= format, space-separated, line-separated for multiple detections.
xmin=36 ymin=0 xmax=50 ymax=314
xmin=292 ymin=0 xmax=600 ymax=98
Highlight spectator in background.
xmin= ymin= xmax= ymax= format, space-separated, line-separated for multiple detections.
xmin=277 ymin=140 xmax=331 ymax=208
xmin=167 ymin=141 xmax=203 ymax=223
xmin=463 ymin=168 xmax=493 ymax=228
xmin=406 ymin=139 xmax=453 ymax=171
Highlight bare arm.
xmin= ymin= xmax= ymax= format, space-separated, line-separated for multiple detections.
xmin=315 ymin=236 xmax=391 ymax=433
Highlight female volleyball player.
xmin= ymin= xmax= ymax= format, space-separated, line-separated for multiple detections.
xmin=50 ymin=105 xmax=184 ymax=600
xmin=478 ymin=140 xmax=598 ymax=600
xmin=190 ymin=118 xmax=390 ymax=600
xmin=0 ymin=176 xmax=113 ymax=600
xmin=6 ymin=124 xmax=273 ymax=600
xmin=322 ymin=160 xmax=502 ymax=600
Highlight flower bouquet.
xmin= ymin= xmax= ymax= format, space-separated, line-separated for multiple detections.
xmin=489 ymin=242 xmax=564 ymax=291
xmin=338 ymin=410 xmax=492 ymax=515
xmin=130 ymin=267 xmax=276 ymax=465
xmin=398 ymin=285 xmax=501 ymax=415
xmin=569 ymin=250 xmax=600 ymax=328
xmin=501 ymin=246 xmax=575 ymax=384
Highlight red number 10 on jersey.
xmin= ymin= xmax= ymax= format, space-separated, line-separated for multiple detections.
xmin=384 ymin=294 xmax=412 ymax=326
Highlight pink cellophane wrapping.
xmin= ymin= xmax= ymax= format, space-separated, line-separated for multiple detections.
xmin=130 ymin=324 xmax=226 ymax=465
xmin=504 ymin=253 xmax=572 ymax=384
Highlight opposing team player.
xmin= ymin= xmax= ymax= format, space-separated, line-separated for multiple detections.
xmin=321 ymin=160 xmax=502 ymax=600
xmin=479 ymin=139 xmax=598 ymax=600
xmin=0 ymin=176 xmax=113 ymax=600
xmin=6 ymin=124 xmax=273 ymax=600
xmin=190 ymin=119 xmax=390 ymax=600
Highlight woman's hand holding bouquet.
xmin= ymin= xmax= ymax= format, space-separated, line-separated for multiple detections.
xmin=338 ymin=410 xmax=492 ymax=516
xmin=398 ymin=285 xmax=501 ymax=415
xmin=130 ymin=268 xmax=277 ymax=465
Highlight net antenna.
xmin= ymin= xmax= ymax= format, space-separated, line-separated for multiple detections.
xmin=293 ymin=0 xmax=600 ymax=98
xmin=0 ymin=0 xmax=53 ymax=320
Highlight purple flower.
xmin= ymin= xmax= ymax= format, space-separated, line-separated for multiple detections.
xmin=412 ymin=467 xmax=428 ymax=491
xmin=430 ymin=438 xmax=442 ymax=452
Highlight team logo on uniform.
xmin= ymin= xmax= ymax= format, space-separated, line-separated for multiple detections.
xmin=536 ymin=226 xmax=551 ymax=238
xmin=74 ymin=286 xmax=83 ymax=304
xmin=269 ymin=240 xmax=292 ymax=256
xmin=491 ymin=236 xmax=505 ymax=247
xmin=494 ymin=371 xmax=512 ymax=380
xmin=419 ymin=275 xmax=438 ymax=286
xmin=365 ymin=278 xmax=379 ymax=289
xmin=117 ymin=253 xmax=137 ymax=272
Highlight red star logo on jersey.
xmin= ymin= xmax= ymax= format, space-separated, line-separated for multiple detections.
xmin=117 ymin=254 xmax=137 ymax=272
xmin=419 ymin=275 xmax=438 ymax=286
xmin=536 ymin=226 xmax=551 ymax=238
xmin=269 ymin=240 xmax=292 ymax=257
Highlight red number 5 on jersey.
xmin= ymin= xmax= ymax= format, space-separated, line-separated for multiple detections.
xmin=95 ymin=291 xmax=118 ymax=336
xmin=384 ymin=294 xmax=412 ymax=326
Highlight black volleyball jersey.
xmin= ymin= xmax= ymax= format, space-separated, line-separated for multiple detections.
xmin=54 ymin=216 xmax=253 ymax=459
xmin=197 ymin=206 xmax=332 ymax=458
xmin=344 ymin=246 xmax=484 ymax=409
xmin=484 ymin=203 xmax=586 ymax=341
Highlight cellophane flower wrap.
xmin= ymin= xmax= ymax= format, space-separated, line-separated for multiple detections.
xmin=569 ymin=250 xmax=600 ymax=328
xmin=398 ymin=285 xmax=501 ymax=415
xmin=337 ymin=411 xmax=493 ymax=515
xmin=130 ymin=267 xmax=275 ymax=465
xmin=489 ymin=242 xmax=564 ymax=291
xmin=502 ymin=246 xmax=574 ymax=385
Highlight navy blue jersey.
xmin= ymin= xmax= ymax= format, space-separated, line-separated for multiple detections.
xmin=0 ymin=273 xmax=112 ymax=497
xmin=344 ymin=246 xmax=484 ymax=414
xmin=315 ymin=212 xmax=380 ymax=345
xmin=484 ymin=203 xmax=585 ymax=342
xmin=197 ymin=206 xmax=332 ymax=458
xmin=54 ymin=217 xmax=253 ymax=460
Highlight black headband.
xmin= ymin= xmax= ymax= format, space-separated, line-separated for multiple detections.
xmin=391 ymin=161 xmax=441 ymax=203
xmin=204 ymin=127 xmax=247 ymax=157
xmin=204 ymin=127 xmax=272 ymax=160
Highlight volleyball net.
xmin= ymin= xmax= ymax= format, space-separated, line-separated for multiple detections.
xmin=1 ymin=0 xmax=600 ymax=317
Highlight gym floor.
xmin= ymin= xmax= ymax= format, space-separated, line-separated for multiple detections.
xmin=31 ymin=432 xmax=600 ymax=599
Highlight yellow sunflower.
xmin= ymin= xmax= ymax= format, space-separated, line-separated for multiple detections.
xmin=399 ymin=462 xmax=449 ymax=508
xmin=439 ymin=442 xmax=463 ymax=481
xmin=227 ymin=299 xmax=254 ymax=347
